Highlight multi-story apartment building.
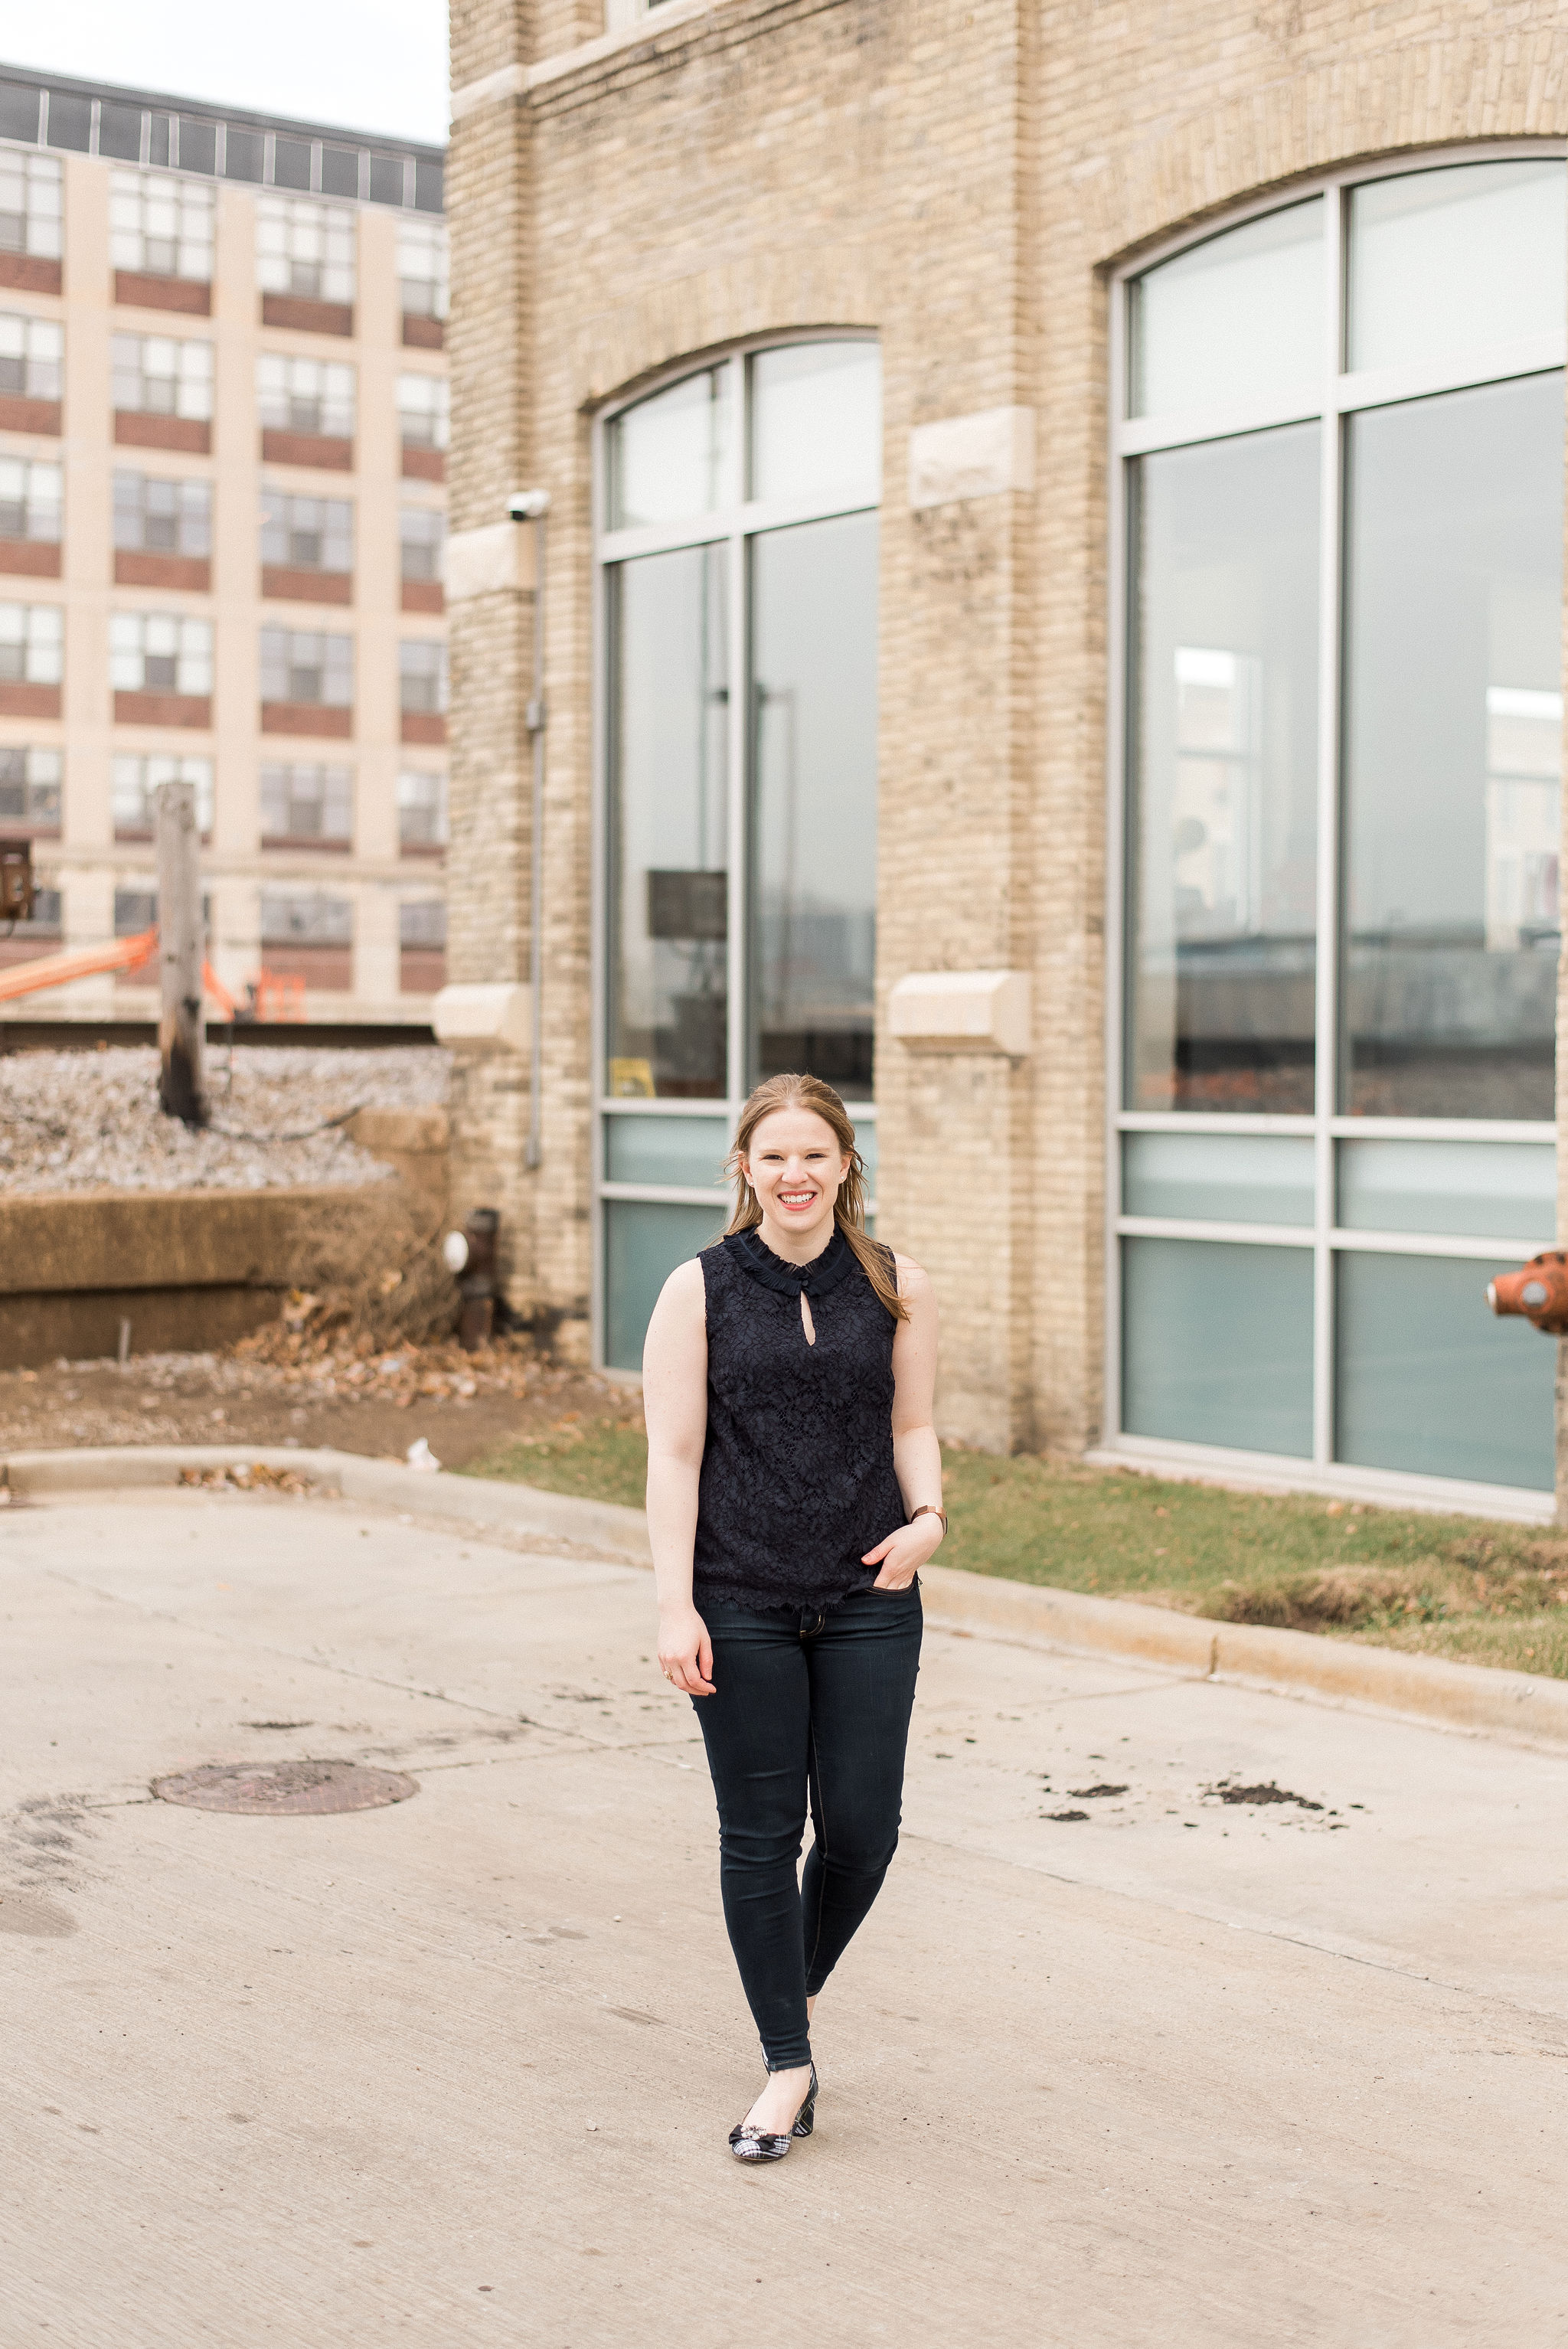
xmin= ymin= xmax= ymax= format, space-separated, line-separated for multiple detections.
xmin=0 ymin=65 xmax=448 ymax=1023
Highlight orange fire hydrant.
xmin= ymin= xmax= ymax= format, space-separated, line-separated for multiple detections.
xmin=1488 ymin=1251 xmax=1568 ymax=1335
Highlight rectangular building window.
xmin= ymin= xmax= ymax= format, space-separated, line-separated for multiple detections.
xmin=260 ymin=626 xmax=352 ymax=707
xmin=397 ymin=768 xmax=447 ymax=848
xmin=256 ymin=354 xmax=354 ymax=439
xmin=399 ymin=639 xmax=447 ymax=714
xmin=256 ymin=196 xmax=355 ymax=304
xmin=0 ymin=744 xmax=60 ymax=829
xmin=260 ymin=488 xmax=352 ymax=573
xmin=0 ymin=312 xmax=62 ymax=399
xmin=114 ymin=887 xmax=159 ymax=937
xmin=396 ymin=373 xmax=448 ymax=450
xmin=0 ymin=602 xmax=61 ymax=683
xmin=260 ymin=887 xmax=352 ymax=952
xmin=108 ymin=168 xmax=214 ymax=281
xmin=109 ymin=612 xmax=212 ymax=696
xmin=400 ymin=900 xmax=447 ymax=947
xmin=112 ymin=333 xmax=214 ymax=419
xmin=11 ymin=885 xmax=60 ymax=933
xmin=112 ymin=752 xmax=213 ymax=837
xmin=397 ymin=217 xmax=448 ymax=319
xmin=260 ymin=760 xmax=352 ymax=842
xmin=0 ymin=456 xmax=60 ymax=542
xmin=0 ymin=150 xmax=61 ymax=260
xmin=399 ymin=504 xmax=445 ymax=581
xmin=113 ymin=471 xmax=211 ymax=556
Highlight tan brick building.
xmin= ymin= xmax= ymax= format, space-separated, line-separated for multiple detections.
xmin=0 ymin=66 xmax=449 ymax=1027
xmin=444 ymin=0 xmax=1568 ymax=1520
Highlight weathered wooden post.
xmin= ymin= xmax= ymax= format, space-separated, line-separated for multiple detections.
xmin=154 ymin=779 xmax=206 ymax=1127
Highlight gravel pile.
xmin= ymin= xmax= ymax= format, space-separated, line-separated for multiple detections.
xmin=0 ymin=1045 xmax=450 ymax=1194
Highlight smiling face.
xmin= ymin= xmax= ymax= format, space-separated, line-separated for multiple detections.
xmin=740 ymin=1105 xmax=849 ymax=1253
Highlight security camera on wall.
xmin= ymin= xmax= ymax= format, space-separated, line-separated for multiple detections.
xmin=508 ymin=490 xmax=550 ymax=520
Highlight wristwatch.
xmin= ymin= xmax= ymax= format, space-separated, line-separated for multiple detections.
xmin=910 ymin=1504 xmax=947 ymax=1536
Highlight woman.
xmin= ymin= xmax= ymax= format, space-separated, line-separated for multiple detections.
xmin=642 ymin=1071 xmax=944 ymax=2161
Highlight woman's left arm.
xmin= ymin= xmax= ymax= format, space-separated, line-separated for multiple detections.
xmin=862 ymin=1255 xmax=944 ymax=1590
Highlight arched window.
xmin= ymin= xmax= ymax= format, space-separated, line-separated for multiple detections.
xmin=1111 ymin=155 xmax=1566 ymax=1498
xmin=596 ymin=338 xmax=881 ymax=1366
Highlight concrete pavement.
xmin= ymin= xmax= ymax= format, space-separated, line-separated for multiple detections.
xmin=3 ymin=1485 xmax=1566 ymax=2347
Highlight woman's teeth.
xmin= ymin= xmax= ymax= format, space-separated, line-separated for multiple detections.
xmin=779 ymin=1190 xmax=816 ymax=1208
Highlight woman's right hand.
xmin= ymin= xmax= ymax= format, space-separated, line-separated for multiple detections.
xmin=658 ymin=1605 xmax=715 ymax=1697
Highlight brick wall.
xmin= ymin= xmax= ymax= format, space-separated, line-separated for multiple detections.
xmin=448 ymin=0 xmax=1568 ymax=1440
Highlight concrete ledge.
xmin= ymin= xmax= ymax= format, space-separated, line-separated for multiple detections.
xmin=6 ymin=1446 xmax=1567 ymax=1746
xmin=0 ymin=1445 xmax=652 ymax=1563
xmin=0 ymin=1183 xmax=431 ymax=1369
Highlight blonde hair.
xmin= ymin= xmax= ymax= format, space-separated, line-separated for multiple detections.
xmin=724 ymin=1072 xmax=906 ymax=1323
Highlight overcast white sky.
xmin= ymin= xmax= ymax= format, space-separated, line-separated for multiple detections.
xmin=0 ymin=1 xmax=449 ymax=145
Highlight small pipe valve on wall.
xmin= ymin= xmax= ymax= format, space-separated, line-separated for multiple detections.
xmin=1487 ymin=1251 xmax=1568 ymax=1335
xmin=445 ymin=1208 xmax=501 ymax=1351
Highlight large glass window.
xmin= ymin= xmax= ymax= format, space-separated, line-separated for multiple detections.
xmin=1115 ymin=157 xmax=1566 ymax=1500
xmin=1343 ymin=373 xmax=1563 ymax=1118
xmin=598 ymin=338 xmax=881 ymax=1366
xmin=1126 ymin=426 xmax=1319 ymax=1111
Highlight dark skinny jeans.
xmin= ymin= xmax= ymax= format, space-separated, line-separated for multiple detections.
xmin=690 ymin=1580 xmax=923 ymax=2072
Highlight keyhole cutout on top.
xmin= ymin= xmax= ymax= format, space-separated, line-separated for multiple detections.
xmin=799 ymin=1291 xmax=817 ymax=1348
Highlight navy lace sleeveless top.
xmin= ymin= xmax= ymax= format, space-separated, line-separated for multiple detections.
xmin=693 ymin=1225 xmax=907 ymax=1612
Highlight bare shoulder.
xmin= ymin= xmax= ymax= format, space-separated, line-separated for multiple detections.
xmin=658 ymin=1254 xmax=709 ymax=1314
xmin=891 ymin=1252 xmax=933 ymax=1303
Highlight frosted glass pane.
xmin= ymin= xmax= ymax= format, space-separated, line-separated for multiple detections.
xmin=750 ymin=341 xmax=880 ymax=508
xmin=1336 ymin=1252 xmax=1553 ymax=1489
xmin=1123 ymin=1132 xmax=1314 ymax=1225
xmin=1122 ymin=1237 xmax=1313 ymax=1456
xmin=604 ymin=1116 xmax=728 ymax=1188
xmin=1130 ymin=201 xmax=1323 ymax=420
xmin=604 ymin=1200 xmax=727 ymax=1372
xmin=854 ymin=1118 xmax=877 ymax=1191
xmin=1349 ymin=162 xmax=1566 ymax=376
xmin=1338 ymin=1141 xmax=1556 ymax=1241
xmin=610 ymin=368 xmax=729 ymax=528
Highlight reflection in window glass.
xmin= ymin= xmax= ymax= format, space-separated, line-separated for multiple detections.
xmin=1348 ymin=162 xmax=1566 ymax=377
xmin=750 ymin=341 xmax=881 ymax=508
xmin=751 ymin=511 xmax=878 ymax=1095
xmin=1338 ymin=1139 xmax=1556 ymax=1241
xmin=1336 ymin=1252 xmax=1553 ymax=1489
xmin=1127 ymin=425 xmax=1319 ymax=1111
xmin=1129 ymin=200 xmax=1322 ymax=420
xmin=1343 ymin=372 xmax=1563 ymax=1118
xmin=608 ymin=545 xmax=729 ymax=1098
xmin=609 ymin=368 xmax=728 ymax=529
xmin=604 ymin=1200 xmax=727 ymax=1371
xmin=1122 ymin=1131 xmax=1314 ymax=1225
xmin=1122 ymin=1237 xmax=1314 ymax=1455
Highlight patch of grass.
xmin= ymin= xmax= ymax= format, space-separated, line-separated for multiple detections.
xmin=936 ymin=1448 xmax=1568 ymax=1678
xmin=461 ymin=1419 xmax=648 ymax=1510
xmin=462 ymin=1423 xmax=1568 ymax=1680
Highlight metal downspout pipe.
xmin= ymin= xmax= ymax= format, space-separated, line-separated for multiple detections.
xmin=509 ymin=489 xmax=550 ymax=1170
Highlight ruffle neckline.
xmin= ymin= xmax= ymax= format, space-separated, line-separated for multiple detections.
xmin=725 ymin=1224 xmax=856 ymax=1299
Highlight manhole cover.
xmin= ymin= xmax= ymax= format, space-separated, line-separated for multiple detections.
xmin=152 ymin=1761 xmax=418 ymax=1815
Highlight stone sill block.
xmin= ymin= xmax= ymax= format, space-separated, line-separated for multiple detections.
xmin=5 ymin=1445 xmax=1567 ymax=1752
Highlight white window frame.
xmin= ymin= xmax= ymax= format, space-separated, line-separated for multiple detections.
xmin=108 ymin=166 xmax=214 ymax=282
xmin=1102 ymin=140 xmax=1568 ymax=1522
